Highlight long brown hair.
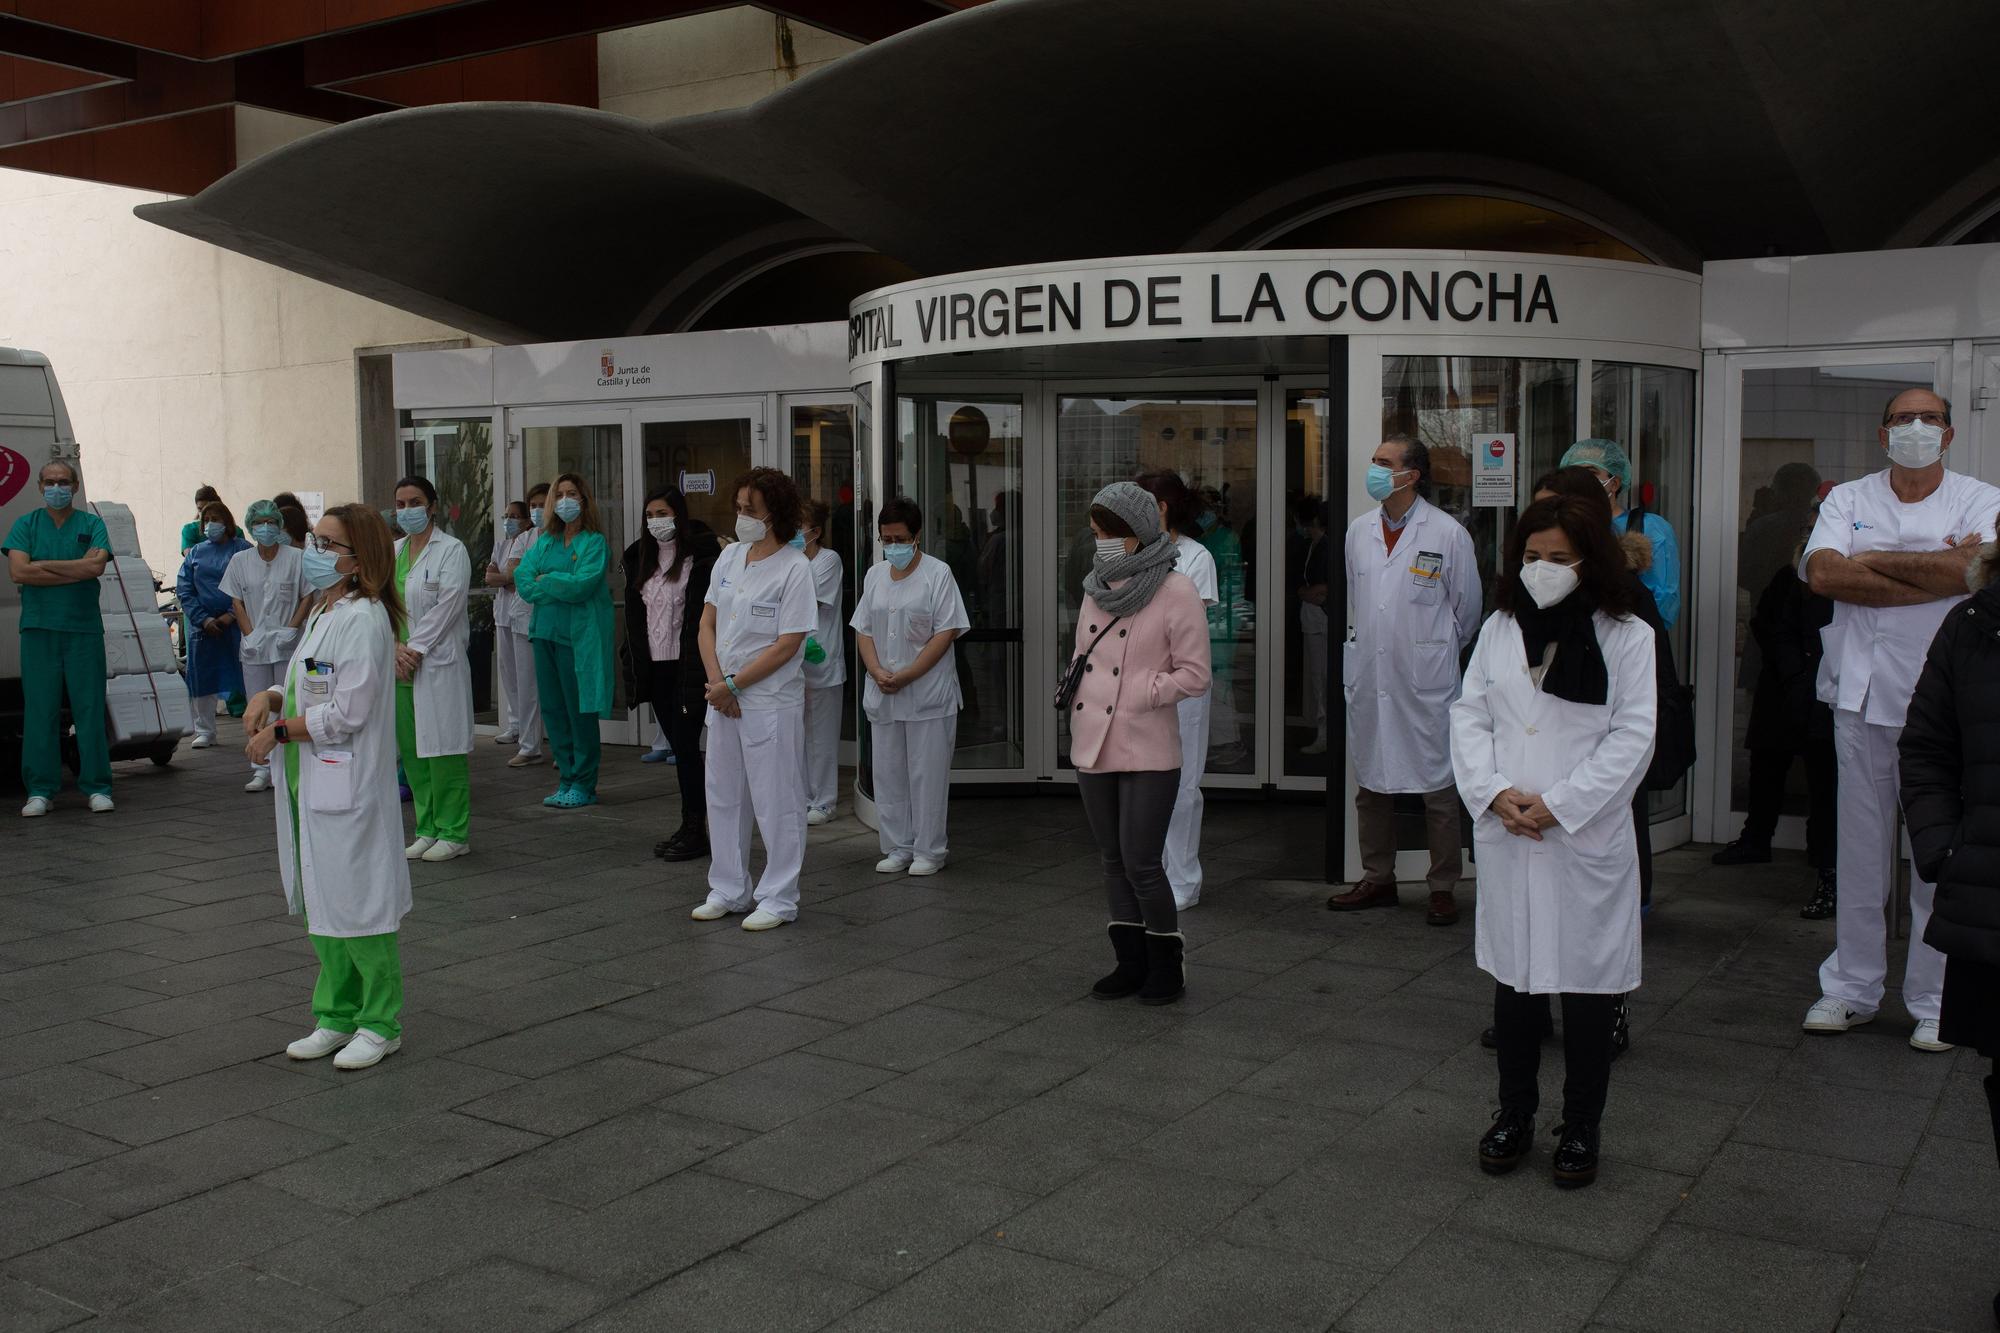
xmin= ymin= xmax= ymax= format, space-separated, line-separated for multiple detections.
xmin=326 ymin=502 xmax=406 ymax=637
xmin=544 ymin=472 xmax=603 ymax=536
xmin=198 ymin=500 xmax=240 ymax=540
xmin=1494 ymin=496 xmax=1635 ymax=619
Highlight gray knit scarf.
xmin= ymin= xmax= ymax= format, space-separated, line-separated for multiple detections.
xmin=1084 ymin=532 xmax=1178 ymax=615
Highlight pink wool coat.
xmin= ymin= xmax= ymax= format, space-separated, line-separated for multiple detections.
xmin=1067 ymin=572 xmax=1213 ymax=773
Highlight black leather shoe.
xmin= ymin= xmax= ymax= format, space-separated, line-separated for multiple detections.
xmin=1479 ymin=1108 xmax=1535 ymax=1174
xmin=1092 ymin=922 xmax=1147 ymax=999
xmin=657 ymin=827 xmax=710 ymax=862
xmin=1800 ymin=869 xmax=1837 ymax=920
xmin=1552 ymin=1120 xmax=1600 ymax=1188
xmin=1711 ymin=838 xmax=1771 ymax=866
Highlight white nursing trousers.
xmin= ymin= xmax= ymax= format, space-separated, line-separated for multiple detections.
xmin=804 ymin=684 xmax=843 ymax=814
xmin=704 ymin=703 xmax=807 ymax=920
xmin=871 ymin=715 xmax=956 ymax=862
xmin=1166 ymin=690 xmax=1210 ymax=907
xmin=241 ymin=660 xmax=284 ymax=771
xmin=495 ymin=625 xmax=541 ymax=754
xmin=1820 ymin=708 xmax=1946 ymax=1021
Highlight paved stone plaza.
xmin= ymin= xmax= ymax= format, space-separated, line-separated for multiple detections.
xmin=1 ymin=727 xmax=1994 ymax=1332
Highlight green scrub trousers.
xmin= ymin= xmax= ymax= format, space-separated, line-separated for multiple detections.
xmin=285 ymin=672 xmax=402 ymax=1040
xmin=394 ymin=681 xmax=470 ymax=842
xmin=21 ymin=628 xmax=112 ymax=798
xmin=534 ymin=637 xmax=600 ymax=795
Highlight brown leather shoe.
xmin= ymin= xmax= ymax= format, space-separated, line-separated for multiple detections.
xmin=1426 ymin=891 xmax=1461 ymax=926
xmin=1326 ymin=882 xmax=1398 ymax=912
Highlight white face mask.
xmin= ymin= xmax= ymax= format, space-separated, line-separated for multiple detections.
xmin=1519 ymin=559 xmax=1581 ymax=610
xmin=647 ymin=516 xmax=676 ymax=542
xmin=735 ymin=514 xmax=768 ymax=545
xmin=1093 ymin=536 xmax=1127 ymax=566
xmin=1885 ymin=419 xmax=1945 ymax=469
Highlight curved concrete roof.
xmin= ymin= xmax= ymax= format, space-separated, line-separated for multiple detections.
xmin=139 ymin=0 xmax=2000 ymax=342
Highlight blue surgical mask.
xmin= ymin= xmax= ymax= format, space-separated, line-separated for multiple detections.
xmin=884 ymin=542 xmax=915 ymax=571
xmin=1196 ymin=511 xmax=1217 ymax=532
xmin=302 ymin=546 xmax=345 ymax=590
xmin=41 ymin=484 xmax=72 ymax=509
xmin=502 ymin=517 xmax=520 ymax=538
xmin=554 ymin=497 xmax=581 ymax=524
xmin=1365 ymin=464 xmax=1409 ymax=503
xmin=205 ymin=521 xmax=227 ymax=543
xmin=788 ymin=532 xmax=807 ymax=551
xmin=529 ymin=506 xmax=544 ymax=527
xmin=396 ymin=506 xmax=429 ymax=535
xmin=250 ymin=523 xmax=284 ymax=548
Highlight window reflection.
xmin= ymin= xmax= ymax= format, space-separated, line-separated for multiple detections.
xmin=404 ymin=415 xmax=495 ymax=723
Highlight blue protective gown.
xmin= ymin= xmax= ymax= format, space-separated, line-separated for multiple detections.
xmin=178 ymin=534 xmax=251 ymax=697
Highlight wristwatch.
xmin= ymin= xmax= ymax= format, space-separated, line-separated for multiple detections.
xmin=274 ymin=721 xmax=289 ymax=743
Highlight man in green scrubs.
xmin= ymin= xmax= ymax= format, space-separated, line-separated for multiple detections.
xmin=5 ymin=459 xmax=114 ymax=816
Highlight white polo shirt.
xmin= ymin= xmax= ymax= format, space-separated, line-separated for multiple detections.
xmin=1173 ymin=534 xmax=1218 ymax=606
xmin=705 ymin=540 xmax=818 ymax=709
xmin=1803 ymin=466 xmax=2000 ymax=726
xmin=850 ymin=553 xmax=971 ymax=723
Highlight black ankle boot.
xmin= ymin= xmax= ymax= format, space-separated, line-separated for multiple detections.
xmin=1610 ymin=995 xmax=1632 ymax=1062
xmin=658 ymin=823 xmax=709 ymax=863
xmin=1552 ymin=1120 xmax=1601 ymax=1188
xmin=1092 ymin=922 xmax=1147 ymax=999
xmin=1800 ymin=869 xmax=1837 ymax=920
xmin=1137 ymin=931 xmax=1185 ymax=1005
xmin=1479 ymin=1107 xmax=1535 ymax=1174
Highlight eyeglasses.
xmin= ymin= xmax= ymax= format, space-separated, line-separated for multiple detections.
xmin=1886 ymin=411 xmax=1948 ymax=427
xmin=306 ymin=535 xmax=353 ymax=555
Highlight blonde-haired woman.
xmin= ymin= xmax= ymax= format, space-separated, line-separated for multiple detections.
xmin=245 ymin=504 xmax=412 ymax=1070
xmin=514 ymin=472 xmax=616 ymax=808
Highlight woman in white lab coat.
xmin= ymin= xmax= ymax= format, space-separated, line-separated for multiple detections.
xmin=851 ymin=497 xmax=970 ymax=875
xmin=391 ymin=476 xmax=474 ymax=862
xmin=245 ymin=503 xmax=412 ymax=1071
xmin=1135 ymin=471 xmax=1218 ymax=910
xmin=486 ymin=492 xmax=544 ymax=767
xmin=1451 ymin=495 xmax=1656 ymax=1190
xmin=798 ymin=498 xmax=848 ymax=823
xmin=222 ymin=499 xmax=310 ymax=793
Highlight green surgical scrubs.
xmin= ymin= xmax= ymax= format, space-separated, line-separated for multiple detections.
xmin=393 ymin=541 xmax=470 ymax=843
xmin=285 ymin=665 xmax=402 ymax=1039
xmin=518 ymin=529 xmax=614 ymax=797
xmin=6 ymin=508 xmax=112 ymax=798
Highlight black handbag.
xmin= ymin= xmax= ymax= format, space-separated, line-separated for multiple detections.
xmin=1054 ymin=617 xmax=1121 ymax=711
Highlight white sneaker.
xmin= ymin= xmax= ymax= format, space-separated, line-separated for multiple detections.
xmin=20 ymin=796 xmax=52 ymax=818
xmin=332 ymin=1030 xmax=400 ymax=1070
xmin=1299 ymin=736 xmax=1328 ymax=756
xmin=421 ymin=840 xmax=469 ymax=862
xmin=507 ymin=751 xmax=544 ymax=768
xmin=876 ymin=854 xmax=913 ymax=873
xmin=1910 ymin=1018 xmax=1955 ymax=1052
xmin=244 ymin=771 xmax=272 ymax=793
xmin=908 ymin=857 xmax=945 ymax=877
xmin=494 ymin=732 xmax=518 ymax=746
xmin=807 ymin=807 xmax=832 ymax=826
xmin=742 ymin=909 xmax=788 ymax=932
xmin=1802 ymin=996 xmax=1875 ymax=1034
xmin=87 ymin=794 xmax=114 ymax=814
xmin=190 ymin=735 xmax=214 ymax=750
xmin=286 ymin=1027 xmax=354 ymax=1060
xmin=404 ymin=836 xmax=436 ymax=860
xmin=690 ymin=901 xmax=731 ymax=921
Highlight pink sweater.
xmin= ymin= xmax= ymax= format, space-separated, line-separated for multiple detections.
xmin=1067 ymin=572 xmax=1213 ymax=773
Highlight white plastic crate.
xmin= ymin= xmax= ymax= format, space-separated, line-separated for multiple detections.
xmin=105 ymin=671 xmax=192 ymax=745
xmin=102 ymin=613 xmax=176 ymax=676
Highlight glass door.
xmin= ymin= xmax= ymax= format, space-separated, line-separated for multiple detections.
xmin=516 ymin=408 xmax=633 ymax=744
xmin=1705 ymin=352 xmax=1946 ymax=848
xmin=401 ymin=415 xmax=497 ymax=725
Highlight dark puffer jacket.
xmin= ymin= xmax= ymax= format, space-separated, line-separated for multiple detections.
xmin=1899 ymin=550 xmax=2000 ymax=967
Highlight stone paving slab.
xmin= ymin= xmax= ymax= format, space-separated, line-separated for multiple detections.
xmin=0 ymin=718 xmax=1994 ymax=1330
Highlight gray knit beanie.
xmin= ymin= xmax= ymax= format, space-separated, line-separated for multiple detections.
xmin=1092 ymin=481 xmax=1161 ymax=544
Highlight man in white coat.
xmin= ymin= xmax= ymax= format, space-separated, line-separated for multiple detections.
xmin=1326 ymin=434 xmax=1482 ymax=925
xmin=1801 ymin=388 xmax=2000 ymax=1052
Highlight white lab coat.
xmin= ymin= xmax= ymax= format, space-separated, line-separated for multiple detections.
xmin=269 ymin=594 xmax=412 ymax=938
xmin=1450 ymin=609 xmax=1656 ymax=994
xmin=1345 ymin=497 xmax=1482 ymax=793
xmin=396 ymin=528 xmax=473 ymax=757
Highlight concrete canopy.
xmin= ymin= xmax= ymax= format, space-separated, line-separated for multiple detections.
xmin=139 ymin=0 xmax=2000 ymax=342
